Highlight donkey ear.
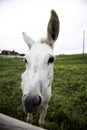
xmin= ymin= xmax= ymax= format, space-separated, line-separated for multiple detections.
xmin=22 ymin=32 xmax=35 ymax=49
xmin=47 ymin=10 xmax=60 ymax=47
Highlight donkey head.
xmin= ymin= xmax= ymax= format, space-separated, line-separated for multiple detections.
xmin=21 ymin=10 xmax=59 ymax=114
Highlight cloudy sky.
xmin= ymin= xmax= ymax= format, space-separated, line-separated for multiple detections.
xmin=0 ymin=0 xmax=87 ymax=55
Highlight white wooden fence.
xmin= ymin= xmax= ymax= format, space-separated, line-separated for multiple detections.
xmin=0 ymin=113 xmax=46 ymax=130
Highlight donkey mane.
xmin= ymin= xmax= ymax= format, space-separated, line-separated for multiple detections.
xmin=39 ymin=37 xmax=47 ymax=44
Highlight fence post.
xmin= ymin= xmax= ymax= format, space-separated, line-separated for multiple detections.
xmin=0 ymin=113 xmax=46 ymax=130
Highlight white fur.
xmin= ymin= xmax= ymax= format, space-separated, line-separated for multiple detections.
xmin=21 ymin=10 xmax=59 ymax=127
xmin=21 ymin=43 xmax=53 ymax=98
xmin=21 ymin=43 xmax=53 ymax=126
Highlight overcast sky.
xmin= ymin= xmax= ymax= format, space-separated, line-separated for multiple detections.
xmin=0 ymin=0 xmax=87 ymax=55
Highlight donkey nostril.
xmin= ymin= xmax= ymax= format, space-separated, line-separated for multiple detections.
xmin=37 ymin=96 xmax=42 ymax=106
xmin=23 ymin=94 xmax=26 ymax=100
xmin=32 ymin=96 xmax=42 ymax=106
xmin=24 ymin=94 xmax=26 ymax=97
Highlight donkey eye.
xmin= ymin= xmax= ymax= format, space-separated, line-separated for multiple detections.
xmin=25 ymin=59 xmax=28 ymax=63
xmin=48 ymin=56 xmax=54 ymax=65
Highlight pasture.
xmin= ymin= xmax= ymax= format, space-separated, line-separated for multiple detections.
xmin=0 ymin=54 xmax=87 ymax=130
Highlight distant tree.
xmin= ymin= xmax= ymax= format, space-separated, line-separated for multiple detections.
xmin=10 ymin=50 xmax=19 ymax=55
xmin=11 ymin=50 xmax=18 ymax=55
xmin=20 ymin=53 xmax=25 ymax=56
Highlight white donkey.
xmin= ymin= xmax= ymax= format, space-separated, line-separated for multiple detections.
xmin=21 ymin=10 xmax=59 ymax=127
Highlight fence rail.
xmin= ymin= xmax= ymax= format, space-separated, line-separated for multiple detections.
xmin=0 ymin=113 xmax=46 ymax=130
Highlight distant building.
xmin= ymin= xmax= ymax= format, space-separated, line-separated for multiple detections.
xmin=1 ymin=49 xmax=25 ymax=56
xmin=1 ymin=50 xmax=11 ymax=55
xmin=1 ymin=50 xmax=19 ymax=55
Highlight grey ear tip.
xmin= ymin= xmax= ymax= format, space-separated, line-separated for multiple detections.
xmin=51 ymin=9 xmax=56 ymax=14
xmin=51 ymin=9 xmax=58 ymax=18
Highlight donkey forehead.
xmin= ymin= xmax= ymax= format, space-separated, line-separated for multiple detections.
xmin=26 ymin=43 xmax=53 ymax=60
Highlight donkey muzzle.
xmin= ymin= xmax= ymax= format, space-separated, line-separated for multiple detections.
xmin=22 ymin=94 xmax=42 ymax=113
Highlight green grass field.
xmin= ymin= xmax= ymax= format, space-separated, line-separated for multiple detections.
xmin=0 ymin=54 xmax=87 ymax=130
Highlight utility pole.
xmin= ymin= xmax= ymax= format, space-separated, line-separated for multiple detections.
xmin=83 ymin=30 xmax=85 ymax=55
